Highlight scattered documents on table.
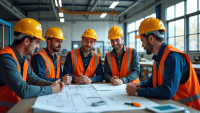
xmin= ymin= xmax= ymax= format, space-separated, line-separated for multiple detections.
xmin=32 ymin=84 xmax=159 ymax=112
xmin=92 ymin=83 xmax=127 ymax=91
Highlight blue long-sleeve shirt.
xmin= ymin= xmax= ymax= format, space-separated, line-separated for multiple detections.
xmin=31 ymin=48 xmax=63 ymax=82
xmin=138 ymin=42 xmax=189 ymax=99
xmin=63 ymin=47 xmax=104 ymax=83
xmin=0 ymin=44 xmax=52 ymax=99
xmin=104 ymin=45 xmax=140 ymax=83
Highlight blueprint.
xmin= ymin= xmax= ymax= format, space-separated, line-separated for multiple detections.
xmin=92 ymin=83 xmax=127 ymax=91
xmin=32 ymin=84 xmax=159 ymax=112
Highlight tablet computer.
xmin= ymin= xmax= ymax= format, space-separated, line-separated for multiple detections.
xmin=146 ymin=104 xmax=186 ymax=113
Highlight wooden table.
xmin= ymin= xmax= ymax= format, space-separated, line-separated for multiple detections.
xmin=8 ymin=94 xmax=199 ymax=113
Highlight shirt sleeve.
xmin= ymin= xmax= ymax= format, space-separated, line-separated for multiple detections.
xmin=139 ymin=75 xmax=153 ymax=88
xmin=121 ymin=49 xmax=140 ymax=83
xmin=0 ymin=54 xmax=52 ymax=99
xmin=90 ymin=58 xmax=104 ymax=82
xmin=63 ymin=52 xmax=77 ymax=82
xmin=31 ymin=54 xmax=59 ymax=82
xmin=103 ymin=54 xmax=113 ymax=83
xmin=137 ymin=52 xmax=187 ymax=99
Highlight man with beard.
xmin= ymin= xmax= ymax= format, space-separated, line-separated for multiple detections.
xmin=126 ymin=18 xmax=200 ymax=110
xmin=63 ymin=29 xmax=103 ymax=84
xmin=31 ymin=27 xmax=71 ymax=84
xmin=104 ymin=26 xmax=140 ymax=86
xmin=0 ymin=18 xmax=64 ymax=112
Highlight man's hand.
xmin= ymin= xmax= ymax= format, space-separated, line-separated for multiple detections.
xmin=51 ymin=79 xmax=61 ymax=93
xmin=110 ymin=76 xmax=117 ymax=83
xmin=126 ymin=83 xmax=138 ymax=96
xmin=59 ymin=81 xmax=65 ymax=91
xmin=84 ymin=78 xmax=92 ymax=84
xmin=74 ymin=77 xmax=83 ymax=84
xmin=112 ymin=79 xmax=123 ymax=85
xmin=133 ymin=83 xmax=141 ymax=88
xmin=110 ymin=76 xmax=123 ymax=85
xmin=74 ymin=74 xmax=92 ymax=84
xmin=62 ymin=74 xmax=72 ymax=85
xmin=74 ymin=74 xmax=85 ymax=84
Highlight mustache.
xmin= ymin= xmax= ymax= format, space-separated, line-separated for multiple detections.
xmin=85 ymin=46 xmax=90 ymax=48
xmin=56 ymin=46 xmax=61 ymax=48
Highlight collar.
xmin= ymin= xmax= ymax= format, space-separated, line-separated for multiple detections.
xmin=80 ymin=47 xmax=93 ymax=57
xmin=152 ymin=42 xmax=168 ymax=61
xmin=11 ymin=44 xmax=27 ymax=60
xmin=111 ymin=44 xmax=126 ymax=55
xmin=45 ymin=48 xmax=57 ymax=59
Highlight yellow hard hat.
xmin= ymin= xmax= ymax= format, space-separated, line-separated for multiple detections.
xmin=135 ymin=17 xmax=166 ymax=39
xmin=108 ymin=26 xmax=124 ymax=39
xmin=82 ymin=29 xmax=97 ymax=41
xmin=45 ymin=27 xmax=65 ymax=40
xmin=13 ymin=18 xmax=45 ymax=41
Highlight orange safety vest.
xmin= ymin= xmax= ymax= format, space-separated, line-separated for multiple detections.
xmin=152 ymin=44 xmax=200 ymax=110
xmin=30 ymin=49 xmax=61 ymax=79
xmin=71 ymin=48 xmax=100 ymax=77
xmin=0 ymin=46 xmax=28 ymax=112
xmin=106 ymin=47 xmax=140 ymax=84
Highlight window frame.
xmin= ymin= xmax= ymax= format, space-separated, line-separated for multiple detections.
xmin=166 ymin=0 xmax=200 ymax=52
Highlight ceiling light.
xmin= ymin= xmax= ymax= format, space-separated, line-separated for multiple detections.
xmin=59 ymin=12 xmax=64 ymax=17
xmin=100 ymin=12 xmax=107 ymax=18
xmin=60 ymin=18 xmax=65 ymax=23
xmin=109 ymin=1 xmax=119 ymax=9
xmin=58 ymin=0 xmax=62 ymax=7
xmin=55 ymin=0 xmax=58 ymax=7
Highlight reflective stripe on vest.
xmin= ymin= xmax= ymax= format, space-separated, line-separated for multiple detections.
xmin=160 ymin=47 xmax=173 ymax=77
xmin=40 ymin=50 xmax=50 ymax=75
xmin=108 ymin=47 xmax=131 ymax=72
xmin=127 ymin=47 xmax=131 ymax=72
xmin=73 ymin=49 xmax=98 ymax=73
xmin=0 ymin=101 xmax=15 ymax=108
xmin=176 ymin=93 xmax=200 ymax=104
xmin=73 ymin=49 xmax=76 ymax=73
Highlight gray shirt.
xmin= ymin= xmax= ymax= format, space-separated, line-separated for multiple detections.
xmin=104 ymin=45 xmax=140 ymax=83
xmin=0 ymin=44 xmax=52 ymax=99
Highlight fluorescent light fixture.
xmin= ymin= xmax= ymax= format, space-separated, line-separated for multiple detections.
xmin=109 ymin=1 xmax=119 ymax=9
xmin=55 ymin=0 xmax=58 ymax=7
xmin=59 ymin=12 xmax=64 ymax=17
xmin=100 ymin=12 xmax=107 ymax=18
xmin=58 ymin=0 xmax=62 ymax=7
xmin=60 ymin=18 xmax=65 ymax=23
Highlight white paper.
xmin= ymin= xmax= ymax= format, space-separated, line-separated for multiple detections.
xmin=92 ymin=83 xmax=127 ymax=91
xmin=32 ymin=84 xmax=159 ymax=112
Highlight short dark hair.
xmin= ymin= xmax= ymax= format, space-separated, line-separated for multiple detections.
xmin=13 ymin=31 xmax=37 ymax=46
xmin=82 ymin=36 xmax=85 ymax=40
xmin=142 ymin=30 xmax=165 ymax=42
xmin=46 ymin=37 xmax=53 ymax=45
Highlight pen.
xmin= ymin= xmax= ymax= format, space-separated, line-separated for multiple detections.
xmin=124 ymin=102 xmax=141 ymax=107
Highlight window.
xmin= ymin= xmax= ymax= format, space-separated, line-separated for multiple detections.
xmin=166 ymin=0 xmax=200 ymax=52
xmin=127 ymin=13 xmax=156 ymax=53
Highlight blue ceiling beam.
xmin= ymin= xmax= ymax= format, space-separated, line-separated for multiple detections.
xmin=63 ymin=4 xmax=127 ymax=8
xmin=12 ymin=0 xmax=20 ymax=6
xmin=86 ymin=0 xmax=92 ymax=11
xmin=20 ymin=3 xmax=128 ymax=8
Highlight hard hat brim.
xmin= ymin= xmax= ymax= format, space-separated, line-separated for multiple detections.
xmin=82 ymin=36 xmax=97 ymax=41
xmin=37 ymin=36 xmax=46 ymax=41
xmin=56 ymin=37 xmax=66 ymax=40
xmin=108 ymin=36 xmax=122 ymax=39
xmin=135 ymin=35 xmax=141 ymax=39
